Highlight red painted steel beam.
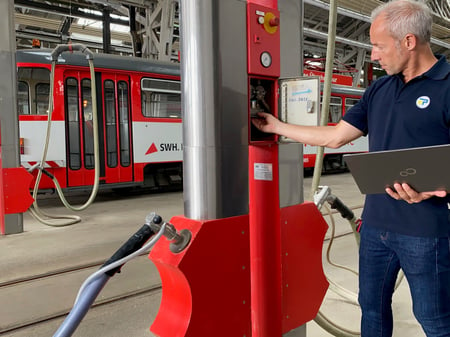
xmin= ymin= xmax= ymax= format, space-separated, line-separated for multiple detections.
xmin=249 ymin=144 xmax=282 ymax=337
xmin=0 ymin=142 xmax=4 ymax=235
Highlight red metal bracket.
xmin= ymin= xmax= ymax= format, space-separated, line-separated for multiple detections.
xmin=281 ymin=202 xmax=329 ymax=333
xmin=148 ymin=202 xmax=329 ymax=336
xmin=149 ymin=215 xmax=251 ymax=337
xmin=0 ymin=166 xmax=34 ymax=234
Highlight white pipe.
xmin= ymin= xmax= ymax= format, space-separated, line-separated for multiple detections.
xmin=30 ymin=45 xmax=101 ymax=227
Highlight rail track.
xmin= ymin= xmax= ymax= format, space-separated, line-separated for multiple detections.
xmin=0 ymin=254 xmax=162 ymax=335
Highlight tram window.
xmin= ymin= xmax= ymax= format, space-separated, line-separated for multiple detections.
xmin=329 ymin=97 xmax=342 ymax=123
xmin=17 ymin=81 xmax=30 ymax=115
xmin=65 ymin=77 xmax=81 ymax=170
xmin=82 ymin=79 xmax=94 ymax=169
xmin=344 ymin=97 xmax=360 ymax=114
xmin=35 ymin=83 xmax=50 ymax=115
xmin=118 ymin=81 xmax=130 ymax=167
xmin=141 ymin=78 xmax=181 ymax=119
xmin=320 ymin=96 xmax=342 ymax=123
xmin=104 ymin=80 xmax=118 ymax=168
xmin=17 ymin=67 xmax=50 ymax=115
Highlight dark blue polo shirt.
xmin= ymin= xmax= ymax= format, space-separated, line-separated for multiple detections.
xmin=343 ymin=55 xmax=450 ymax=237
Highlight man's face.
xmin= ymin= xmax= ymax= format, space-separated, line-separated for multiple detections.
xmin=370 ymin=16 xmax=407 ymax=75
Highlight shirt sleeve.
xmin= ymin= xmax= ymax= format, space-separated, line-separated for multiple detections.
xmin=342 ymin=88 xmax=370 ymax=136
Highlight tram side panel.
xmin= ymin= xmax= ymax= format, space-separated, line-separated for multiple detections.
xmin=131 ymin=76 xmax=183 ymax=189
xmin=18 ymin=64 xmax=68 ymax=189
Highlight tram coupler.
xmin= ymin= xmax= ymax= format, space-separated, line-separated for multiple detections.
xmin=146 ymin=212 xmax=192 ymax=253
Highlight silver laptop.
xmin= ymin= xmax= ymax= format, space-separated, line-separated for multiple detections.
xmin=343 ymin=144 xmax=450 ymax=194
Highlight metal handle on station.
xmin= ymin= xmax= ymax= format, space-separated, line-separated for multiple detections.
xmin=146 ymin=213 xmax=192 ymax=253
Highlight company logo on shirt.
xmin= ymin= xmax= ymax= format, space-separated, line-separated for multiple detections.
xmin=416 ymin=96 xmax=430 ymax=109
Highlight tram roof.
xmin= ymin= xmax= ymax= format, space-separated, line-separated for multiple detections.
xmin=16 ymin=48 xmax=180 ymax=77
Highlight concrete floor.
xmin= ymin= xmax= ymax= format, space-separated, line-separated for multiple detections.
xmin=0 ymin=173 xmax=425 ymax=336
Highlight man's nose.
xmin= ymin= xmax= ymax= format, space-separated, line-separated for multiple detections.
xmin=371 ymin=49 xmax=378 ymax=61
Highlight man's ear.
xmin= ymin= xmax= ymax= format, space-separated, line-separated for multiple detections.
xmin=404 ymin=33 xmax=417 ymax=50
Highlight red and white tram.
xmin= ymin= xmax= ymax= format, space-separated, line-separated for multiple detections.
xmin=17 ymin=48 xmax=183 ymax=191
xmin=16 ymin=49 xmax=366 ymax=192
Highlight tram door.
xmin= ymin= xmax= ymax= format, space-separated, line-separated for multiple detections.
xmin=100 ymin=72 xmax=133 ymax=185
xmin=64 ymin=70 xmax=133 ymax=187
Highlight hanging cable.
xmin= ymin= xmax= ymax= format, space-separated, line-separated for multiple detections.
xmin=29 ymin=44 xmax=101 ymax=227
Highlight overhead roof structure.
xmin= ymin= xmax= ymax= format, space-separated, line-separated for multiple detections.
xmin=14 ymin=0 xmax=450 ymax=81
xmin=15 ymin=0 xmax=179 ymax=59
xmin=303 ymin=0 xmax=449 ymax=60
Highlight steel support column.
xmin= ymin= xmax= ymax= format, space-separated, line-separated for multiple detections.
xmin=103 ymin=8 xmax=112 ymax=54
xmin=0 ymin=0 xmax=23 ymax=234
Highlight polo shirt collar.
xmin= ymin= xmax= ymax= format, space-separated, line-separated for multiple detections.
xmin=393 ymin=54 xmax=449 ymax=82
xmin=422 ymin=54 xmax=450 ymax=80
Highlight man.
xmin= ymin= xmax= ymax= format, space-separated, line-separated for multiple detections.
xmin=252 ymin=0 xmax=450 ymax=336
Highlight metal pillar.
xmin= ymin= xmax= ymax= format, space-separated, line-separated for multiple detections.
xmin=129 ymin=6 xmax=143 ymax=57
xmin=182 ymin=0 xmax=249 ymax=220
xmin=0 ymin=0 xmax=23 ymax=234
xmin=103 ymin=8 xmax=112 ymax=54
xmin=182 ymin=0 xmax=304 ymax=220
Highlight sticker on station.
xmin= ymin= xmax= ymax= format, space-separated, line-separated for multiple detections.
xmin=254 ymin=163 xmax=273 ymax=181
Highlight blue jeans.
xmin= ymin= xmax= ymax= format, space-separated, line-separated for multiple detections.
xmin=358 ymin=225 xmax=450 ymax=337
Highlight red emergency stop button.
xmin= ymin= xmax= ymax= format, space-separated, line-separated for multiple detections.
xmin=269 ymin=17 xmax=279 ymax=27
xmin=264 ymin=12 xmax=279 ymax=34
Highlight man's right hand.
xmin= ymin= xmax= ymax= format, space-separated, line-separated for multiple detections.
xmin=386 ymin=183 xmax=448 ymax=204
xmin=251 ymin=112 xmax=282 ymax=134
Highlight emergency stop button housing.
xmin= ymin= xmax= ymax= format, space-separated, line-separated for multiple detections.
xmin=247 ymin=3 xmax=280 ymax=77
xmin=247 ymin=3 xmax=280 ymax=144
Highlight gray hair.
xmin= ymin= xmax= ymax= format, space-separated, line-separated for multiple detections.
xmin=371 ymin=0 xmax=433 ymax=44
